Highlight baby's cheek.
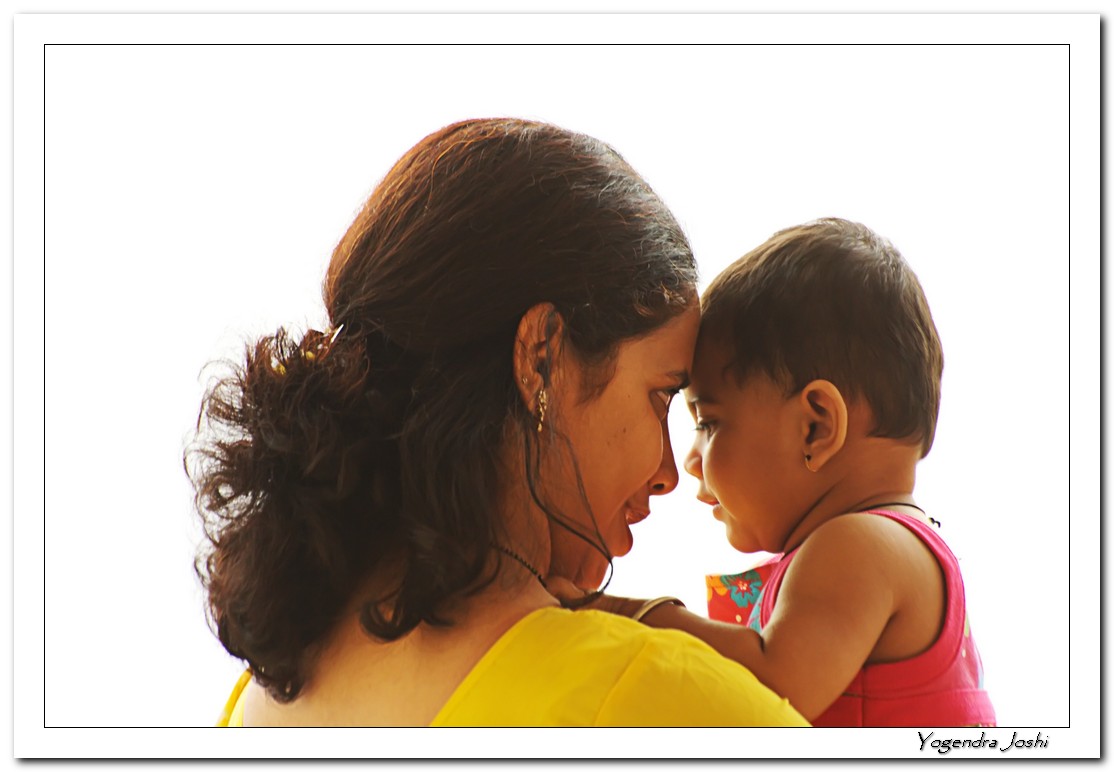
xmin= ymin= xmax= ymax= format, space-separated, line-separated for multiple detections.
xmin=701 ymin=448 xmax=723 ymax=488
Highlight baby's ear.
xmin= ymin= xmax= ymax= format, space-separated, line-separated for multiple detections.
xmin=797 ymin=379 xmax=848 ymax=472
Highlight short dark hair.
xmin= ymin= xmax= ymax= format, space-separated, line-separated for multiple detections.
xmin=185 ymin=118 xmax=697 ymax=702
xmin=700 ymin=217 xmax=943 ymax=456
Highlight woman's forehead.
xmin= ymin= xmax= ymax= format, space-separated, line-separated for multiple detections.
xmin=618 ymin=305 xmax=700 ymax=370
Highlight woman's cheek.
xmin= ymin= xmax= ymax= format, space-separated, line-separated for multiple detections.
xmin=639 ymin=412 xmax=667 ymax=474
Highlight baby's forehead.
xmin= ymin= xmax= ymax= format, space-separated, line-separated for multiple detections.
xmin=690 ymin=336 xmax=734 ymax=377
xmin=684 ymin=340 xmax=737 ymax=397
xmin=686 ymin=339 xmax=787 ymax=400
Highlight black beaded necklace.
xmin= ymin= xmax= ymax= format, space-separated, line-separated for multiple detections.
xmin=492 ymin=543 xmax=548 ymax=589
xmin=867 ymin=501 xmax=941 ymax=528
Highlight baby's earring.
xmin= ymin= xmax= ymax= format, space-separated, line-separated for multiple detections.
xmin=804 ymin=453 xmax=815 ymax=473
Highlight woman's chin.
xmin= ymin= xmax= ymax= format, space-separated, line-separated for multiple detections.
xmin=611 ymin=521 xmax=634 ymax=559
xmin=554 ymin=520 xmax=633 ymax=590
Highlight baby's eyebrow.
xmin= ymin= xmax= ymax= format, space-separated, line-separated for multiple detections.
xmin=683 ymin=393 xmax=718 ymax=414
xmin=684 ymin=390 xmax=717 ymax=405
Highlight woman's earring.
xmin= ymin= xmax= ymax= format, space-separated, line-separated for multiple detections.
xmin=804 ymin=453 xmax=815 ymax=472
xmin=536 ymin=388 xmax=548 ymax=433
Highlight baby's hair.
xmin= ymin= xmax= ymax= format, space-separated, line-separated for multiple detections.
xmin=700 ymin=218 xmax=943 ymax=456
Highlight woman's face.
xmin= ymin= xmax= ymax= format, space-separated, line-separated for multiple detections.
xmin=546 ymin=304 xmax=700 ymax=589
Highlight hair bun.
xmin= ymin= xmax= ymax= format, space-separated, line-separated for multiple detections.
xmin=188 ymin=325 xmax=403 ymax=700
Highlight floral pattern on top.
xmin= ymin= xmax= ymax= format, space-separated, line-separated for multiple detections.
xmin=705 ymin=561 xmax=779 ymax=626
xmin=728 ymin=571 xmax=763 ymax=607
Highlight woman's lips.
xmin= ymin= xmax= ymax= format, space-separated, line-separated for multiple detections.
xmin=625 ymin=507 xmax=650 ymax=525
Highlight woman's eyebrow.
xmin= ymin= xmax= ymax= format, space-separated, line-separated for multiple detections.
xmin=666 ymin=370 xmax=691 ymax=389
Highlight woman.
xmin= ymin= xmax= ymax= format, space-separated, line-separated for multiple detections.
xmin=187 ymin=118 xmax=807 ymax=727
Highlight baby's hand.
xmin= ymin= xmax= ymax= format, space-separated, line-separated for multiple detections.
xmin=543 ymin=574 xmax=589 ymax=606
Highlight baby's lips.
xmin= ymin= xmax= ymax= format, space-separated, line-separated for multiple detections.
xmin=696 ymin=490 xmax=719 ymax=507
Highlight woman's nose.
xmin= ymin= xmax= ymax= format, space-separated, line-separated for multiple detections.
xmin=649 ymin=420 xmax=680 ymax=496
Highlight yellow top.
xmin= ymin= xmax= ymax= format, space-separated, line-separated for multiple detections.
xmin=217 ymin=607 xmax=808 ymax=727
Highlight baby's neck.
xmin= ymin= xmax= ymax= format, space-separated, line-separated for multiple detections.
xmin=784 ymin=439 xmax=923 ymax=552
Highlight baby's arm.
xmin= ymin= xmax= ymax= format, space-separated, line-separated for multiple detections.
xmin=641 ymin=513 xmax=927 ymax=720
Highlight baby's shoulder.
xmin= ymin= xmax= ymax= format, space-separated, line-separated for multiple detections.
xmin=793 ymin=511 xmax=937 ymax=585
xmin=809 ymin=509 xmax=927 ymax=549
xmin=801 ymin=509 xmax=910 ymax=554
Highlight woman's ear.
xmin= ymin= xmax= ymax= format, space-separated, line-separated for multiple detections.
xmin=513 ymin=302 xmax=564 ymax=406
xmin=798 ymin=379 xmax=848 ymax=472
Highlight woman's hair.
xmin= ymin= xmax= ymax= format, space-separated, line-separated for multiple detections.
xmin=186 ymin=118 xmax=697 ymax=701
xmin=700 ymin=217 xmax=943 ymax=456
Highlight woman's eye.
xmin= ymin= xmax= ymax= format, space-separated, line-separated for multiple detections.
xmin=654 ymin=387 xmax=681 ymax=416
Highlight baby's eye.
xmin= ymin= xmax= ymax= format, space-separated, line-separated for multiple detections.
xmin=694 ymin=419 xmax=717 ymax=436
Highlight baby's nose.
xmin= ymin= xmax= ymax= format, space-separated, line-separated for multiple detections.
xmin=683 ymin=440 xmax=703 ymax=481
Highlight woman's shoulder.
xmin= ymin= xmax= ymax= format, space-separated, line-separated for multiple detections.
xmin=588 ymin=614 xmax=808 ymax=726
xmin=436 ymin=607 xmax=808 ymax=727
xmin=216 ymin=669 xmax=252 ymax=727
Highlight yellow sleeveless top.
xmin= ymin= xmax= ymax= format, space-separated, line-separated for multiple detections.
xmin=217 ymin=607 xmax=807 ymax=727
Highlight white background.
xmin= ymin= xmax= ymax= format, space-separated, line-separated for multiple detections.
xmin=11 ymin=9 xmax=1099 ymax=761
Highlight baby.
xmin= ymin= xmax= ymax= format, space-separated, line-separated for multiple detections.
xmin=629 ymin=218 xmax=995 ymax=726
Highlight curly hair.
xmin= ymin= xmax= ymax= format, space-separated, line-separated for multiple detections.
xmin=186 ymin=118 xmax=698 ymax=702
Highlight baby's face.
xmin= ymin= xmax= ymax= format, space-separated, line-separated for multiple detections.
xmin=682 ymin=341 xmax=809 ymax=555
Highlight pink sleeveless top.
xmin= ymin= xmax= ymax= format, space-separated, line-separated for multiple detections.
xmin=706 ymin=509 xmax=996 ymax=727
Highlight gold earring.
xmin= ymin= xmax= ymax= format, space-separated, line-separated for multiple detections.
xmin=804 ymin=453 xmax=815 ymax=472
xmin=536 ymin=388 xmax=548 ymax=433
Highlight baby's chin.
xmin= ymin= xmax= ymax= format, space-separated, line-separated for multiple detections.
xmin=725 ymin=526 xmax=767 ymax=556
